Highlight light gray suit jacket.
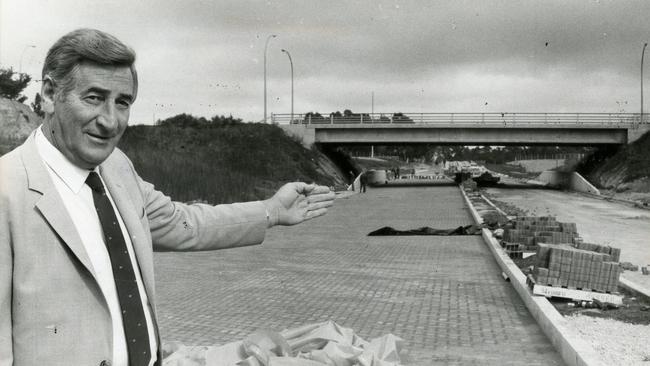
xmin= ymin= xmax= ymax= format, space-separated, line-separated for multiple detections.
xmin=0 ymin=132 xmax=269 ymax=365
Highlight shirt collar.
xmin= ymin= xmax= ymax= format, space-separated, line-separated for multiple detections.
xmin=35 ymin=126 xmax=96 ymax=194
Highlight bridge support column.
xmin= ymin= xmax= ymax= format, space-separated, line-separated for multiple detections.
xmin=627 ymin=124 xmax=650 ymax=143
xmin=278 ymin=124 xmax=316 ymax=148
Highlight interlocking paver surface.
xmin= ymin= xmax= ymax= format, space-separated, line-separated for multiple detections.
xmin=154 ymin=186 xmax=564 ymax=365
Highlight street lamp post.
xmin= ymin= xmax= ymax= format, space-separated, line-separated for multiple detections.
xmin=281 ymin=49 xmax=294 ymax=124
xmin=264 ymin=34 xmax=277 ymax=123
xmin=642 ymin=42 xmax=648 ymax=124
xmin=19 ymin=45 xmax=36 ymax=74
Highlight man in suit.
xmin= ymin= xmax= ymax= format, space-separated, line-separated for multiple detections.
xmin=0 ymin=28 xmax=335 ymax=366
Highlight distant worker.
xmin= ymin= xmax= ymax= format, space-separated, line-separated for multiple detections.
xmin=359 ymin=171 xmax=368 ymax=193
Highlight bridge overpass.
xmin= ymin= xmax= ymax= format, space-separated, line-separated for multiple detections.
xmin=274 ymin=112 xmax=650 ymax=146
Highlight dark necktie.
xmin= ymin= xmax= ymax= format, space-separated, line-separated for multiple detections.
xmin=86 ymin=172 xmax=151 ymax=366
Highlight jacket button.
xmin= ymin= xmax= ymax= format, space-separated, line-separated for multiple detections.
xmin=99 ymin=360 xmax=111 ymax=366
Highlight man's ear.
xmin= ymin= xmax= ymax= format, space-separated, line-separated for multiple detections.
xmin=41 ymin=76 xmax=57 ymax=115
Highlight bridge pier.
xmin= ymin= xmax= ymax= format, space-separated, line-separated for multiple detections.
xmin=278 ymin=124 xmax=315 ymax=147
xmin=627 ymin=123 xmax=650 ymax=143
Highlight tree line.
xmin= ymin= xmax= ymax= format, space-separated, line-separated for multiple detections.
xmin=0 ymin=67 xmax=44 ymax=117
xmin=342 ymin=144 xmax=592 ymax=164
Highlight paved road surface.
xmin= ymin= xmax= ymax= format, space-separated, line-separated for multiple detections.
xmin=154 ymin=186 xmax=563 ymax=365
xmin=485 ymin=188 xmax=650 ymax=293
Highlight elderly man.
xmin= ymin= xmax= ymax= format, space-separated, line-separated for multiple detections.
xmin=0 ymin=29 xmax=335 ymax=366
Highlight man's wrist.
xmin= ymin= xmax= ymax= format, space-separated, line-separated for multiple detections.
xmin=263 ymin=200 xmax=279 ymax=228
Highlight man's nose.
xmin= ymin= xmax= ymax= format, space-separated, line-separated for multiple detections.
xmin=97 ymin=102 xmax=119 ymax=130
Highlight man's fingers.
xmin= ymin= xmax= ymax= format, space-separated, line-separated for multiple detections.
xmin=306 ymin=185 xmax=330 ymax=195
xmin=308 ymin=200 xmax=333 ymax=211
xmin=294 ymin=182 xmax=315 ymax=195
xmin=306 ymin=191 xmax=335 ymax=203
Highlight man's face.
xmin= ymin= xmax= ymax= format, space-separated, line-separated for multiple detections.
xmin=48 ymin=62 xmax=134 ymax=169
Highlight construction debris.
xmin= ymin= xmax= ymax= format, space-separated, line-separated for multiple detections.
xmin=162 ymin=321 xmax=403 ymax=366
xmin=593 ymin=299 xmax=620 ymax=311
xmin=620 ymin=262 xmax=639 ymax=271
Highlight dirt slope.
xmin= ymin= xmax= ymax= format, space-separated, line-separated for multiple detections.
xmin=580 ymin=130 xmax=650 ymax=203
xmin=0 ymin=97 xmax=41 ymax=154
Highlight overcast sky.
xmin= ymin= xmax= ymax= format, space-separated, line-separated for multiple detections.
xmin=1 ymin=0 xmax=649 ymax=124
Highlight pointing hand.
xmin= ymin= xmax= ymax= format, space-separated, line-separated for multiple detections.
xmin=263 ymin=182 xmax=335 ymax=227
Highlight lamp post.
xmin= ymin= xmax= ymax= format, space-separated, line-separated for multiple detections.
xmin=19 ymin=45 xmax=36 ymax=74
xmin=281 ymin=49 xmax=294 ymax=124
xmin=642 ymin=42 xmax=648 ymax=124
xmin=264 ymin=34 xmax=277 ymax=123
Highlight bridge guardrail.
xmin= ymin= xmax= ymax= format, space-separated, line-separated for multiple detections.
xmin=271 ymin=112 xmax=644 ymax=126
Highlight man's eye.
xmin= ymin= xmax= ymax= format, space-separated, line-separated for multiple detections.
xmin=117 ymin=100 xmax=131 ymax=109
xmin=85 ymin=95 xmax=103 ymax=103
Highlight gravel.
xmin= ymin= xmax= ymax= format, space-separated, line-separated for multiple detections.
xmin=564 ymin=314 xmax=650 ymax=365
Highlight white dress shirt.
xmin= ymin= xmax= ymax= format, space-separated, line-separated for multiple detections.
xmin=35 ymin=127 xmax=157 ymax=366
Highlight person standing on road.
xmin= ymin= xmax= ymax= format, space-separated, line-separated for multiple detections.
xmin=359 ymin=171 xmax=368 ymax=193
xmin=0 ymin=28 xmax=335 ymax=366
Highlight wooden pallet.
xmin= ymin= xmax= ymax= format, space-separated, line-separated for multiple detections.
xmin=526 ymin=275 xmax=623 ymax=305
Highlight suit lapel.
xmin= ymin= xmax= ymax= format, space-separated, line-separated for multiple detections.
xmin=20 ymin=132 xmax=98 ymax=280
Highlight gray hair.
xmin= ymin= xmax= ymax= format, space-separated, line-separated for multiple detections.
xmin=42 ymin=28 xmax=138 ymax=99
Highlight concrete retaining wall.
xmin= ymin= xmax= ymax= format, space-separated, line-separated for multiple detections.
xmin=627 ymin=124 xmax=650 ymax=144
xmin=367 ymin=169 xmax=387 ymax=185
xmin=507 ymin=159 xmax=566 ymax=173
xmin=537 ymin=171 xmax=600 ymax=195
xmin=278 ymin=124 xmax=315 ymax=148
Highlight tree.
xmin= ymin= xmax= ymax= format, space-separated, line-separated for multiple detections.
xmin=31 ymin=93 xmax=45 ymax=118
xmin=157 ymin=113 xmax=207 ymax=128
xmin=210 ymin=114 xmax=242 ymax=126
xmin=0 ymin=67 xmax=32 ymax=103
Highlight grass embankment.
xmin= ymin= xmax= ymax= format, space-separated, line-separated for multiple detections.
xmin=118 ymin=123 xmax=336 ymax=204
xmin=579 ymin=131 xmax=650 ymax=186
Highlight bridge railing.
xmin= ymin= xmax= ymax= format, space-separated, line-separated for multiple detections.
xmin=271 ymin=112 xmax=644 ymax=126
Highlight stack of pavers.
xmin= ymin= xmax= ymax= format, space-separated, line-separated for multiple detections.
xmin=533 ymin=242 xmax=621 ymax=293
xmin=501 ymin=216 xmax=579 ymax=258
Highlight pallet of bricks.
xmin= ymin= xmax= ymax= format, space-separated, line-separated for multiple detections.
xmin=500 ymin=216 xmax=579 ymax=259
xmin=532 ymin=242 xmax=621 ymax=293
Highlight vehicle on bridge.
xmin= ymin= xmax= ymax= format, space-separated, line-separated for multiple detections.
xmin=296 ymin=111 xmax=415 ymax=124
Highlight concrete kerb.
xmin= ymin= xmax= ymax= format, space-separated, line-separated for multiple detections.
xmin=347 ymin=174 xmax=362 ymax=194
xmin=479 ymin=193 xmax=511 ymax=219
xmin=459 ymin=186 xmax=605 ymax=366
xmin=619 ymin=277 xmax=650 ymax=300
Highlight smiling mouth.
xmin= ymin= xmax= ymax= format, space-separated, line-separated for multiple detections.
xmin=86 ymin=132 xmax=113 ymax=142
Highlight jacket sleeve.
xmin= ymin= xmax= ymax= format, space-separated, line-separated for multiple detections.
xmin=137 ymin=174 xmax=269 ymax=252
xmin=0 ymin=169 xmax=14 ymax=365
